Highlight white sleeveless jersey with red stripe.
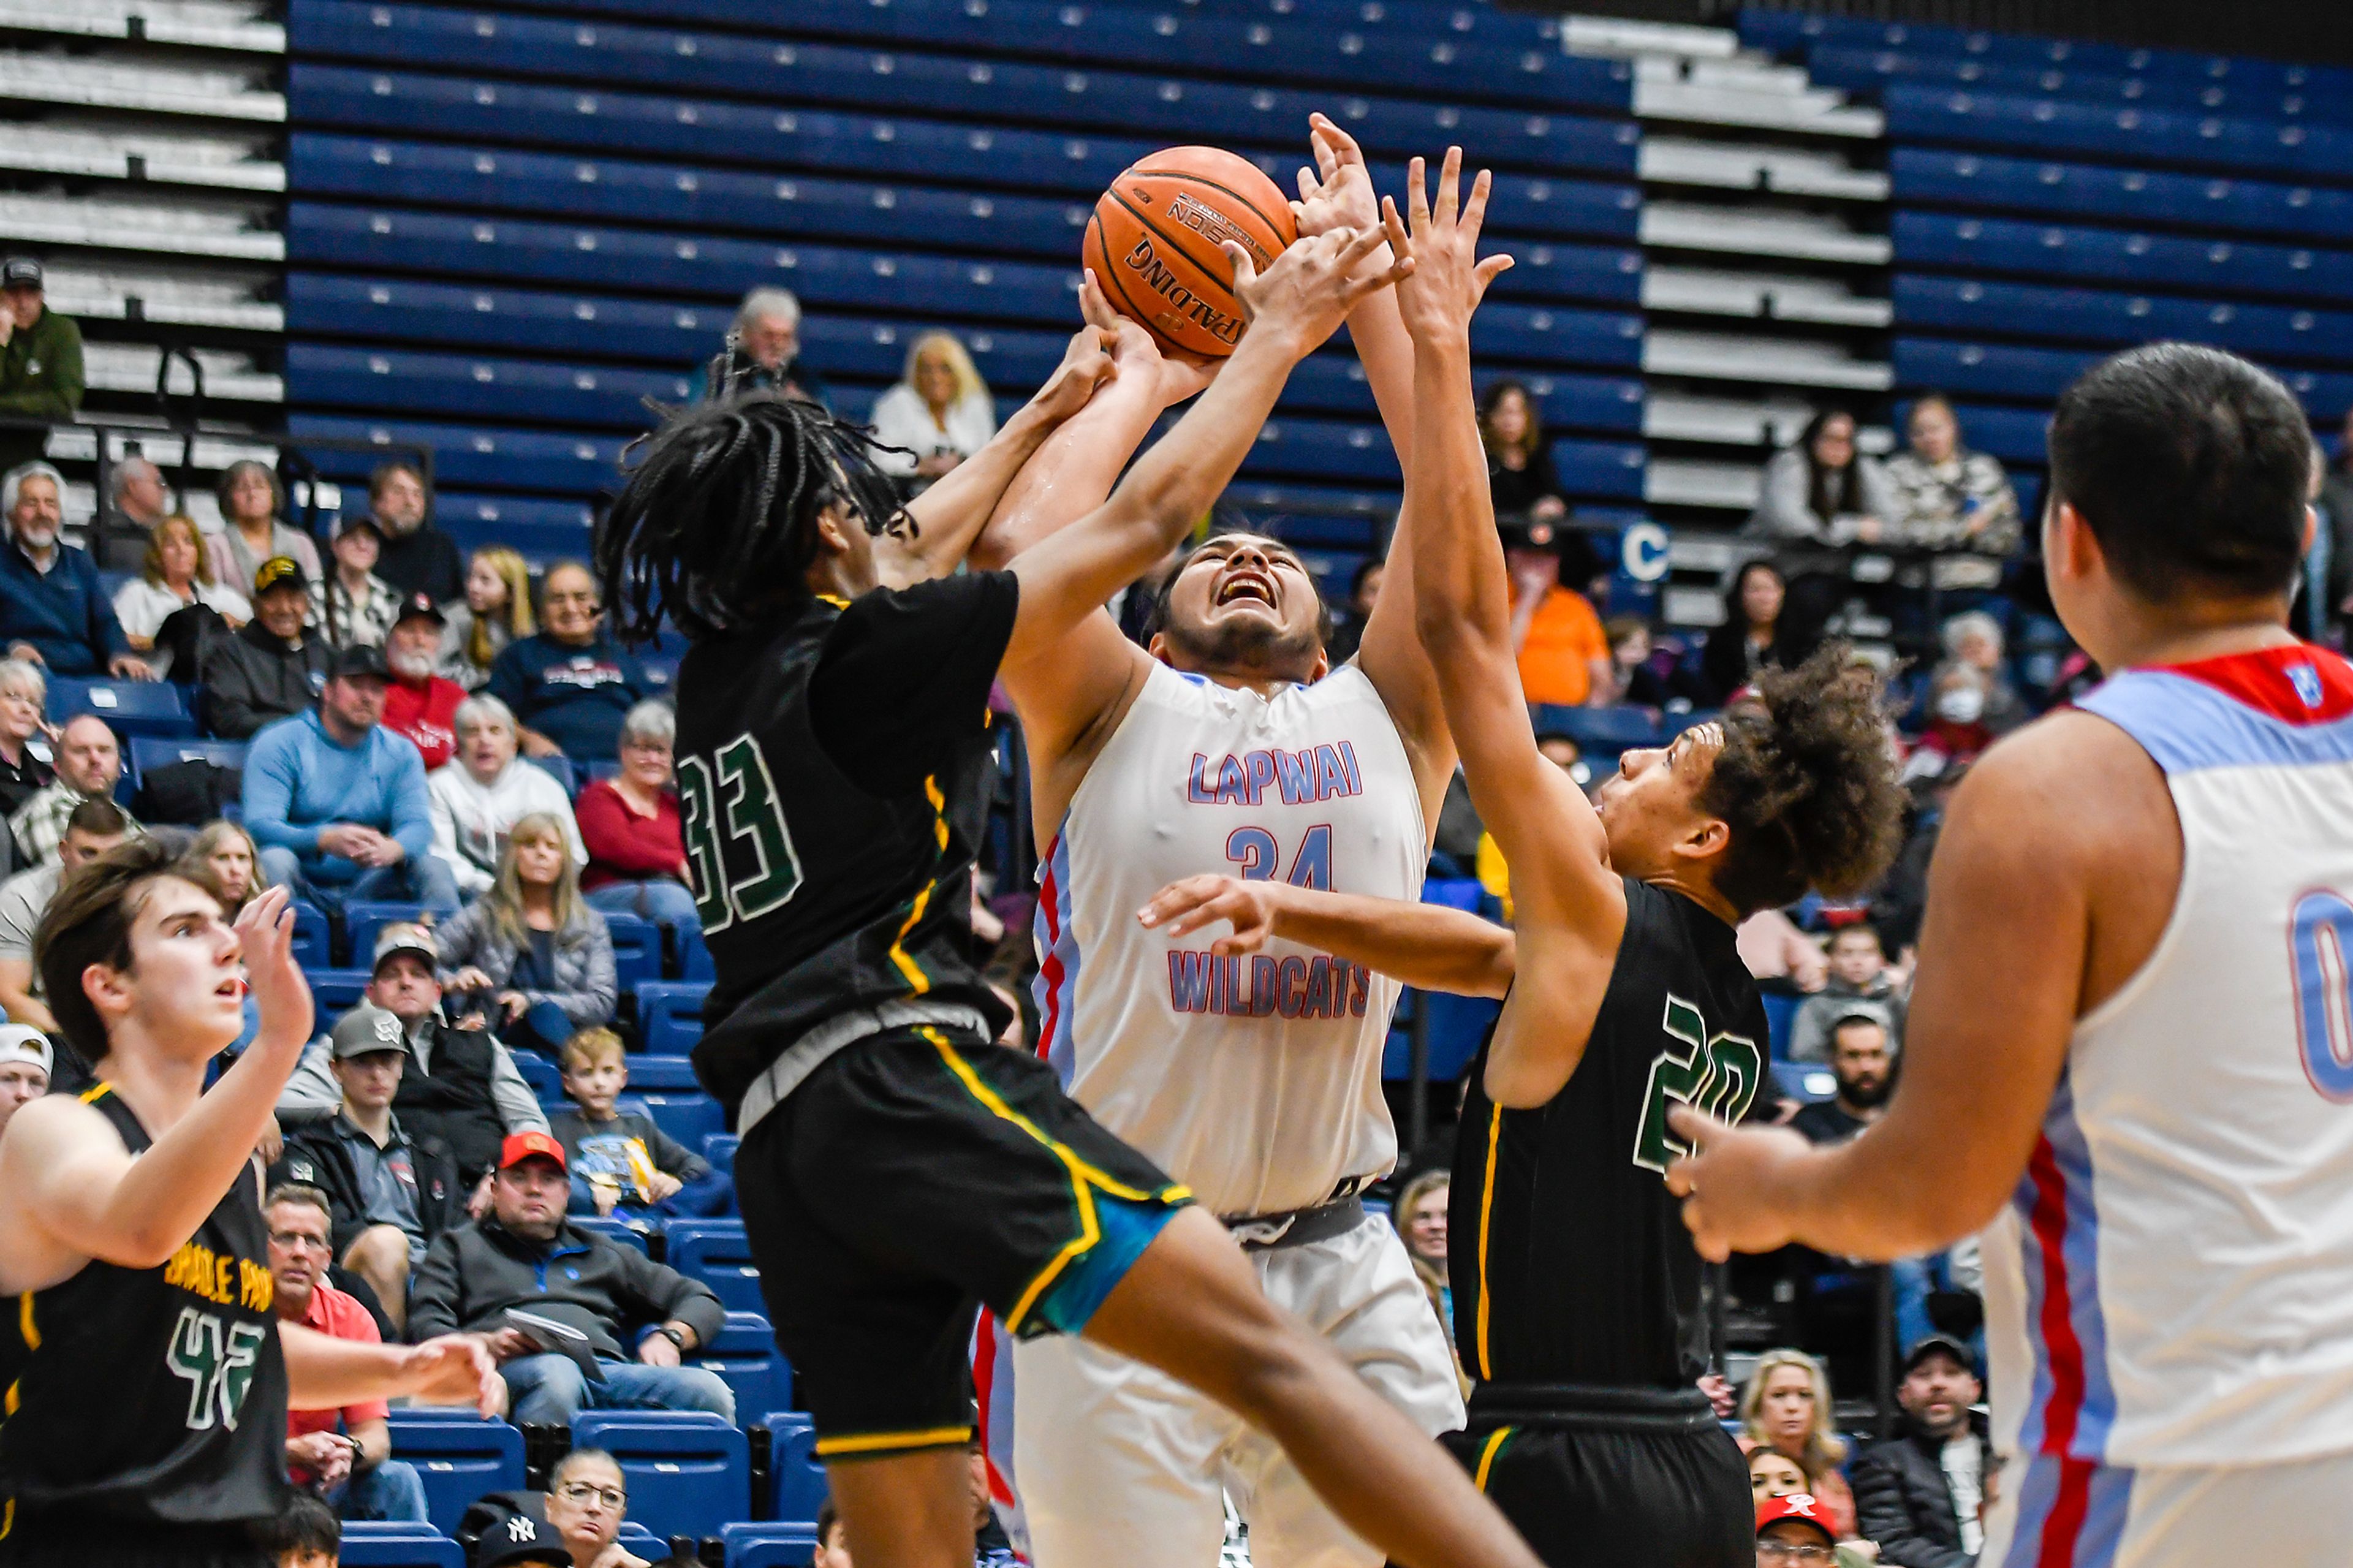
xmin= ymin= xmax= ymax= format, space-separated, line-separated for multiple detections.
xmin=1033 ymin=660 xmax=1424 ymax=1218
xmin=1982 ymin=643 xmax=2353 ymax=1475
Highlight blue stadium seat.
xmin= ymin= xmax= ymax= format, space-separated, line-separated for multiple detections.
xmin=1762 ymin=990 xmax=1805 ymax=1059
xmin=667 ymin=1219 xmax=764 ymax=1316
xmin=513 ymin=1048 xmax=562 ymax=1102
xmin=634 ymin=1090 xmax=725 ymax=1151
xmin=385 ymin=1411 xmax=525 ymax=1535
xmin=635 ymin=982 xmax=710 ymax=1053
xmin=604 ymin=911 xmax=660 ymax=991
xmin=335 ymin=1531 xmax=464 ymax=1568
xmin=571 ymin=1214 xmax=651 ymax=1253
xmin=1887 ymin=149 xmax=2353 ymax=244
xmin=703 ymin=1132 xmax=738 ymax=1175
xmin=619 ymin=1055 xmax=699 ymax=1091
xmin=1890 ymin=211 xmax=2353 ymax=308
xmin=520 ymin=752 xmax=575 ymax=797
xmin=1809 ymin=45 xmax=2352 ymax=126
xmin=1892 ymin=272 xmax=2353 ymax=360
xmin=305 ymin=967 xmax=373 ymax=1017
xmin=571 ymin=1412 xmax=750 ymax=1541
xmin=761 ymin=1411 xmax=828 ymax=1528
xmin=45 ymin=678 xmax=195 ymax=740
xmin=697 ymin=1310 xmax=792 ymax=1418
xmin=1883 ymin=82 xmax=2353 ymax=184
xmin=1773 ymin=1059 xmax=1838 ymax=1105
xmin=724 ymin=1522 xmax=818 ymax=1568
xmin=290 ymin=414 xmax=632 ymax=497
xmin=126 ymin=735 xmax=247 ymax=784
xmin=1531 ymin=705 xmax=1670 ymax=752
xmin=341 ymin=901 xmax=428 ymax=969
xmin=287 ymin=342 xmax=697 ymax=430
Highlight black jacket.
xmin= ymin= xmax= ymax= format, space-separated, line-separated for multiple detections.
xmin=1851 ymin=1417 xmax=1992 ymax=1568
xmin=200 ymin=620 xmax=328 ymax=739
xmin=409 ymin=1214 xmax=725 ymax=1360
xmin=271 ymin=1112 xmax=465 ymax=1259
xmin=373 ymin=521 xmax=465 ymax=605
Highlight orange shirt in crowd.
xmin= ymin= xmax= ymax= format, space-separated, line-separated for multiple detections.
xmin=1514 ymin=586 xmax=1610 ymax=707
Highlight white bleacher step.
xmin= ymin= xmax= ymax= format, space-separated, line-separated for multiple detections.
xmin=1644 ymin=330 xmax=1895 ymax=392
xmin=1634 ymin=77 xmax=1884 ymax=138
xmin=0 ymin=124 xmax=283 ymax=191
xmin=1646 ymin=458 xmax=1761 ymax=511
xmin=1642 ymin=266 xmax=1894 ymax=328
xmin=0 ymin=52 xmax=284 ymax=121
xmin=1645 ymin=392 xmax=1894 ymax=453
xmin=42 ymin=426 xmax=282 ymax=480
xmin=1640 ymin=203 xmax=1892 ymax=265
xmin=0 ymin=195 xmax=283 ymax=260
xmin=1665 ymin=528 xmax=1767 ymax=578
xmin=82 ymin=341 xmax=283 ymax=403
xmin=43 ymin=268 xmax=284 ymax=333
xmin=1639 ymin=137 xmax=1889 ymax=202
xmin=1561 ymin=16 xmax=1738 ymax=62
xmin=0 ymin=0 xmax=284 ymax=53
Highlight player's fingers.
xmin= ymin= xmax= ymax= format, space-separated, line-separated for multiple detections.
xmin=1295 ymin=167 xmax=1318 ymax=205
xmin=1461 ymin=166 xmax=1495 ymax=237
xmin=1472 ymin=252 xmax=1515 ymax=302
xmin=1666 ymin=1105 xmax=1721 ymax=1148
xmin=1219 ymin=239 xmax=1260 ymax=296
xmin=1663 ymin=1151 xmax=1699 ymax=1197
xmin=1309 ymin=123 xmax=1341 ymax=183
xmin=1681 ymin=1199 xmax=1730 ymax=1263
xmin=1436 ymin=145 xmax=1464 ymax=224
xmin=1336 ymin=224 xmax=1389 ymax=273
xmin=1404 ymin=156 xmax=1430 ymax=232
xmin=1077 ymin=268 xmax=1118 ymax=331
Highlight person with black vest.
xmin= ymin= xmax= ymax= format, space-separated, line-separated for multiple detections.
xmin=278 ymin=923 xmax=547 ymax=1198
xmin=203 ymin=554 xmax=332 ymax=740
xmin=1850 ymin=1337 xmax=1993 ymax=1567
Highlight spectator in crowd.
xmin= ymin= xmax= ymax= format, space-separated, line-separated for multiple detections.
xmin=575 ymin=700 xmax=695 ymax=933
xmin=1789 ymin=923 xmax=1906 ymax=1063
xmin=488 ymin=561 xmax=650 ymax=762
xmin=112 ymin=515 xmax=251 ymax=676
xmin=438 ymin=811 xmax=616 ymax=1056
xmin=0 ymin=259 xmax=83 ymax=475
xmin=280 ymin=923 xmax=550 ymax=1189
xmin=11 ymin=715 xmax=133 ymax=868
xmin=99 ymin=455 xmax=172 ymax=572
xmin=258 ymin=1493 xmax=342 ymax=1568
xmin=1739 ymin=906 xmax=1828 ymax=993
xmin=0 ymin=1026 xmax=50 ymax=1137
xmin=194 ymin=817 xmax=259 ymax=908
xmin=1754 ymin=1493 xmax=1840 ymax=1566
xmin=550 ymin=1027 xmax=726 ymax=1221
xmin=383 ymin=593 xmax=466 ymax=771
xmin=466 ymin=1494 xmax=567 ymax=1568
xmin=967 ymin=1439 xmax=1019 ymax=1567
xmin=312 ymin=515 xmax=402 ymax=650
xmin=1746 ymin=410 xmax=1895 ymax=652
xmin=544 ymin=1449 xmax=651 ymax=1568
xmin=273 ymin=1004 xmax=468 ymax=1333
xmin=1325 ymin=558 xmax=1382 ymax=666
xmin=1604 ymin=613 xmax=1673 ymax=708
xmin=0 ymin=797 xmax=130 ymax=1032
xmin=716 ymin=286 xmax=828 ymax=407
xmin=1696 ymin=559 xmax=1800 ymax=708
xmin=1792 ymin=1012 xmax=1896 ymax=1147
xmin=0 ymin=656 xmax=52 ymax=814
xmin=428 ymin=694 xmax=582 ymax=900
xmin=439 ymin=546 xmax=534 ymax=691
xmin=1936 ymin=612 xmax=2025 ymax=735
xmin=2313 ymin=409 xmax=2353 ymax=645
xmin=1901 ymin=664 xmax=1996 ymax=786
xmin=244 ymin=643 xmax=460 ymax=914
xmin=1394 ymin=1168 xmax=1461 ymax=1383
xmin=1739 ymin=1349 xmax=1858 ymax=1540
xmin=1750 ymin=1447 xmax=1809 ymax=1504
xmin=1479 ymin=379 xmax=1566 ymax=523
xmin=1852 ymin=1337 xmax=1991 ymax=1567
xmin=814 ymin=1500 xmax=849 ymax=1568
xmin=1882 ymin=395 xmax=2021 ymax=559
xmin=363 ymin=460 xmax=464 ymax=605
xmin=264 ymin=1182 xmax=433 ymax=1523
xmin=1869 ymin=762 xmax=1964 ymax=961
xmin=1504 ymin=519 xmax=1610 ymax=708
xmin=201 ymin=554 xmax=332 ymax=738
xmin=209 ymin=459 xmax=322 ymax=593
xmin=0 ymin=461 xmax=150 ymax=679
xmin=408 ymin=1131 xmax=732 ymax=1425
xmin=869 ymin=331 xmax=996 ymax=485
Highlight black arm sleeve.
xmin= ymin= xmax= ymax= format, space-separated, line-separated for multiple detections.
xmin=806 ymin=570 xmax=1020 ymax=797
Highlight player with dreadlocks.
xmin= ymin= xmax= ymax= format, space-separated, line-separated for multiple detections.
xmin=597 ymin=239 xmax=1547 ymax=1568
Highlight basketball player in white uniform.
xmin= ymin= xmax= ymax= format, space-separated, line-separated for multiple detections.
xmin=1669 ymin=342 xmax=2353 ymax=1566
xmin=969 ymin=118 xmax=1464 ymax=1568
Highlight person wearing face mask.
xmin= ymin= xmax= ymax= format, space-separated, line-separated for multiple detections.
xmin=1903 ymin=666 xmax=1994 ymax=786
xmin=1935 ymin=612 xmax=2025 ymax=737
xmin=1882 ymin=396 xmax=2020 ymax=561
xmin=0 ymin=461 xmax=151 ymax=680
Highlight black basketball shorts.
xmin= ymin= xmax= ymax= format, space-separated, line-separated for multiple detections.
xmin=733 ymin=1024 xmax=1192 ymax=1460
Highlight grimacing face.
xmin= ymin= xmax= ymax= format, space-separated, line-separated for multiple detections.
xmin=1150 ymin=534 xmax=1327 ymax=681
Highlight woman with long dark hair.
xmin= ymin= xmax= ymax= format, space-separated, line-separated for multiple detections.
xmin=1694 ymin=559 xmax=1800 ymax=706
xmin=1746 ymin=409 xmax=1895 ymax=653
xmin=1478 ymin=379 xmax=1567 ymax=523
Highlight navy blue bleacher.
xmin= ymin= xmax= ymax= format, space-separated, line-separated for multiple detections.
xmin=385 ymin=1410 xmax=526 ymax=1535
xmin=304 ymin=966 xmax=373 ymax=1016
xmin=572 ymin=1411 xmax=749 ymax=1541
xmin=699 ymin=1309 xmax=792 ymax=1418
xmin=337 ymin=1534 xmax=465 ymax=1568
xmin=45 ymin=678 xmax=197 ymax=740
xmin=724 ymin=1521 xmax=819 ymax=1568
xmin=667 ymin=1218 xmax=763 ymax=1316
xmin=759 ymin=1411 xmax=828 ymax=1529
xmin=635 ymin=980 xmax=709 ymax=1054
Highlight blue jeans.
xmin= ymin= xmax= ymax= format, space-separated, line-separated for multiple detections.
xmin=587 ymin=877 xmax=702 ymax=931
xmin=501 ymin=1352 xmax=736 ymax=1426
xmin=327 ymin=1457 xmax=430 ymax=1523
xmin=259 ymin=845 xmax=460 ymax=915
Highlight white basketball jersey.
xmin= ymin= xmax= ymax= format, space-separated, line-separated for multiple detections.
xmin=1981 ymin=645 xmax=2353 ymax=1475
xmin=1034 ymin=661 xmax=1424 ymax=1218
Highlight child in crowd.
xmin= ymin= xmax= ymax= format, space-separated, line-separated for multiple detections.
xmin=815 ymin=1499 xmax=852 ymax=1568
xmin=1787 ymin=923 xmax=1907 ymax=1062
xmin=262 ymin=1493 xmax=342 ymax=1568
xmin=549 ymin=1027 xmax=731 ymax=1220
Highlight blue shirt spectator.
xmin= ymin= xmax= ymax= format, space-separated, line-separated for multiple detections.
xmin=487 ymin=561 xmax=649 ymax=762
xmin=0 ymin=462 xmax=148 ymax=680
xmin=244 ymin=643 xmax=459 ymax=914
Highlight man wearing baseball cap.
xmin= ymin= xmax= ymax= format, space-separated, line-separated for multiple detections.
xmin=382 ymin=591 xmax=466 ymax=770
xmin=0 ymin=259 xmax=83 ymax=475
xmin=0 ymin=1023 xmax=49 ymax=1138
xmin=244 ymin=640 xmax=461 ymax=913
xmin=1851 ymin=1336 xmax=1991 ymax=1567
xmin=1756 ymin=1493 xmax=1838 ymax=1564
xmin=409 ymin=1130 xmax=733 ymax=1426
xmin=200 ymin=552 xmax=332 ymax=738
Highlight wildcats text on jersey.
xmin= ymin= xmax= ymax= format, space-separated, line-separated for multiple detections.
xmin=1167 ymin=949 xmax=1374 ymax=1020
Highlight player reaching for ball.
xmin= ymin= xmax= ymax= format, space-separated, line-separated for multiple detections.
xmin=597 ymin=221 xmax=1544 ymax=1568
xmin=1667 ymin=346 xmax=2353 ymax=1566
xmin=0 ymin=843 xmax=504 ymax=1566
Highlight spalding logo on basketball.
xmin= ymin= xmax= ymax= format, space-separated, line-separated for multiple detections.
xmin=1085 ymin=146 xmax=1300 ymax=359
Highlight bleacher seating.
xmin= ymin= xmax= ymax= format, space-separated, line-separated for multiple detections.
xmin=45 ymin=677 xmax=197 ymax=739
xmin=667 ymin=1218 xmax=763 ymax=1316
xmin=571 ymin=1410 xmax=750 ymax=1541
xmin=303 ymin=966 xmax=373 ymax=1016
xmin=723 ymin=1521 xmax=820 ymax=1568
xmin=759 ymin=1411 xmax=828 ymax=1529
xmin=385 ymin=1409 xmax=526 ymax=1535
xmin=336 ymin=1528 xmax=466 ymax=1568
xmin=635 ymin=980 xmax=709 ymax=1055
xmin=699 ymin=1309 xmax=792 ymax=1417
xmin=342 ymin=900 xmax=428 ymax=967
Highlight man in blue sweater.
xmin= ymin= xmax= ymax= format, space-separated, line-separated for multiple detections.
xmin=0 ymin=462 xmax=150 ymax=679
xmin=246 ymin=643 xmax=460 ymax=914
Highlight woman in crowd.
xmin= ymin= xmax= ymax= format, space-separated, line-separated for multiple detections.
xmin=575 ymin=700 xmax=697 ymax=933
xmin=439 ymin=546 xmax=537 ymax=689
xmin=1325 ymin=558 xmax=1384 ymax=666
xmin=1882 ymin=395 xmax=2020 ymax=558
xmin=1749 ymin=1447 xmax=1809 ymax=1504
xmin=192 ymin=819 xmax=263 ymax=1056
xmin=1903 ymin=664 xmax=1996 ymax=786
xmin=1604 ymin=612 xmax=1673 ymax=708
xmin=543 ymin=1449 xmax=649 ymax=1568
xmin=112 ymin=515 xmax=251 ymax=675
xmin=428 ymin=694 xmax=585 ymax=900
xmin=868 ymin=331 xmax=997 ymax=485
xmin=208 ymin=459 xmax=320 ymax=595
xmin=1694 ymin=559 xmax=1799 ymax=707
xmin=1746 ymin=409 xmax=1896 ymax=652
xmin=311 ymin=515 xmax=402 ymax=648
xmin=1479 ymin=379 xmax=1566 ymax=523
xmin=1936 ymin=610 xmax=2025 ymax=735
xmin=1395 ymin=1169 xmax=1464 ymax=1388
xmin=0 ymin=659 xmax=53 ymax=816
xmin=438 ymin=810 xmax=616 ymax=1057
xmin=487 ymin=560 xmax=651 ymax=761
xmin=1740 ymin=1349 xmax=1859 ymax=1541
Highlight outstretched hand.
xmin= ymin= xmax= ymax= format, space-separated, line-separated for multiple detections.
xmin=1076 ymin=269 xmax=1218 ymax=407
xmin=1381 ymin=147 xmax=1514 ymax=345
xmin=1293 ymin=112 xmax=1380 ymax=240
xmin=1661 ymin=1105 xmax=1820 ymax=1263
xmin=234 ymin=885 xmax=312 ymax=1059
xmin=400 ymin=1333 xmax=509 ymax=1418
xmin=1029 ymin=281 xmax=1120 ymax=423
xmin=1138 ymin=874 xmax=1283 ymax=955
xmin=1226 ymin=227 xmax=1411 ymax=361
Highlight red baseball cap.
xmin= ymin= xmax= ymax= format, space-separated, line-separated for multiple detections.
xmin=497 ymin=1131 xmax=567 ymax=1174
xmin=1756 ymin=1493 xmax=1836 ymax=1546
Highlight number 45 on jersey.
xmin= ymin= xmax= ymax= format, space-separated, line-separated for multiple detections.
xmin=1632 ymin=994 xmax=1762 ymax=1175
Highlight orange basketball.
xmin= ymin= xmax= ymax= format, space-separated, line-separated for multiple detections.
xmin=1084 ymin=146 xmax=1299 ymax=359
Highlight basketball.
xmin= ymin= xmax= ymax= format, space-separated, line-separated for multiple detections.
xmin=1083 ymin=145 xmax=1300 ymax=358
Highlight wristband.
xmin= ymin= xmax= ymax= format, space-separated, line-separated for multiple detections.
xmin=655 ymin=1325 xmax=686 ymax=1350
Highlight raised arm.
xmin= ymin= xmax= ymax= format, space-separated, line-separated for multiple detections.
xmin=1140 ymin=873 xmax=1515 ymax=999
xmin=284 ymin=1322 xmax=506 ymax=1417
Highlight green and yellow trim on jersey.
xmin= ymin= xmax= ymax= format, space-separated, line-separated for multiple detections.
xmin=1471 ymin=1425 xmax=1517 ymax=1491
xmin=813 ymin=1423 xmax=974 ymax=1459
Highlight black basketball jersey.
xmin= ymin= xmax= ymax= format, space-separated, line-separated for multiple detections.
xmin=1453 ymin=877 xmax=1766 ymax=1390
xmin=678 ymin=574 xmax=1015 ymax=1119
xmin=0 ymin=1085 xmax=289 ymax=1542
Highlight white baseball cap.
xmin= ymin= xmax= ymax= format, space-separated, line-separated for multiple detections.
xmin=0 ymin=1026 xmax=53 ymax=1075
